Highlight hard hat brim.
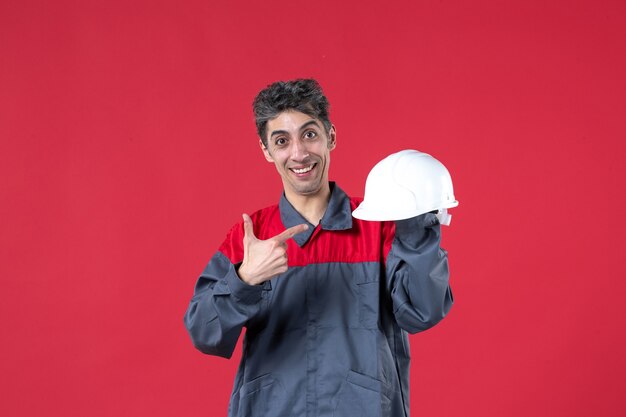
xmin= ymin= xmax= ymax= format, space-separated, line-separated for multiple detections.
xmin=352 ymin=200 xmax=459 ymax=221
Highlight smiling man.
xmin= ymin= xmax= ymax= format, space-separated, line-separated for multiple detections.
xmin=184 ymin=79 xmax=453 ymax=417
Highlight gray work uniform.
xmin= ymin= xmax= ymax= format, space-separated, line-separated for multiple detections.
xmin=184 ymin=183 xmax=453 ymax=417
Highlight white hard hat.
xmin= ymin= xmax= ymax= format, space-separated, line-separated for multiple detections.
xmin=352 ymin=149 xmax=459 ymax=223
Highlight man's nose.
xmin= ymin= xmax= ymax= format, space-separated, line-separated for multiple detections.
xmin=290 ymin=139 xmax=309 ymax=161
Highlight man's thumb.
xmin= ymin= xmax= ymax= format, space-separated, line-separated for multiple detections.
xmin=242 ymin=213 xmax=256 ymax=239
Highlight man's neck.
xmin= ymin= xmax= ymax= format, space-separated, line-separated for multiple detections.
xmin=284 ymin=184 xmax=332 ymax=226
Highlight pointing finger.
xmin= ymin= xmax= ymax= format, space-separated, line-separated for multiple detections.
xmin=273 ymin=223 xmax=309 ymax=243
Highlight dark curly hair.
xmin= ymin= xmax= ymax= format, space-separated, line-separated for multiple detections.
xmin=253 ymin=79 xmax=332 ymax=147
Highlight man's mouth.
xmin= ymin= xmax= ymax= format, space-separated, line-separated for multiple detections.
xmin=290 ymin=163 xmax=316 ymax=174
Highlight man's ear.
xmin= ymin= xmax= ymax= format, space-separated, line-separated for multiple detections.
xmin=260 ymin=139 xmax=274 ymax=162
xmin=328 ymin=125 xmax=337 ymax=151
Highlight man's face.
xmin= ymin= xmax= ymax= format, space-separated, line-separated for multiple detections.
xmin=261 ymin=110 xmax=336 ymax=199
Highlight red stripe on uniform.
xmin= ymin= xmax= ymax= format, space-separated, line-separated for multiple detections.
xmin=219 ymin=200 xmax=397 ymax=267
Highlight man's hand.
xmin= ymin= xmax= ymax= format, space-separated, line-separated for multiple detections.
xmin=237 ymin=213 xmax=308 ymax=286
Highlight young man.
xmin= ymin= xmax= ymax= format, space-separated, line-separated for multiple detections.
xmin=184 ymin=79 xmax=453 ymax=417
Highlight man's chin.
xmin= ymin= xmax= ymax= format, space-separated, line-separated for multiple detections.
xmin=294 ymin=187 xmax=321 ymax=196
xmin=288 ymin=180 xmax=328 ymax=197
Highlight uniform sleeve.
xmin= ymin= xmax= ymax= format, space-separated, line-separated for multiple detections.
xmin=183 ymin=228 xmax=265 ymax=358
xmin=384 ymin=212 xmax=454 ymax=334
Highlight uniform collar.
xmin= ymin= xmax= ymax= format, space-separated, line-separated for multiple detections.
xmin=279 ymin=182 xmax=353 ymax=247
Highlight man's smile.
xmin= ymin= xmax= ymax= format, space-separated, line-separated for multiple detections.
xmin=289 ymin=163 xmax=317 ymax=175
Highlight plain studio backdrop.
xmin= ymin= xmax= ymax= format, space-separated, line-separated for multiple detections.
xmin=1 ymin=0 xmax=625 ymax=416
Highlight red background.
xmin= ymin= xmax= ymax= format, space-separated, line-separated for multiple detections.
xmin=2 ymin=0 xmax=625 ymax=416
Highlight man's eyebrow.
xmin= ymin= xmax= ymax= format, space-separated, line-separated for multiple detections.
xmin=269 ymin=120 xmax=321 ymax=138
xmin=269 ymin=129 xmax=289 ymax=138
xmin=298 ymin=120 xmax=322 ymax=131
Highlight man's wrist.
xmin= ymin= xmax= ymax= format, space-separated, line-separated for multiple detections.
xmin=228 ymin=266 xmax=264 ymax=303
xmin=236 ymin=263 xmax=260 ymax=286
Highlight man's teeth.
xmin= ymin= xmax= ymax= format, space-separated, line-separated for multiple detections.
xmin=292 ymin=164 xmax=314 ymax=174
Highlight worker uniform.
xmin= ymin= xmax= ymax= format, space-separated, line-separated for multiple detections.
xmin=184 ymin=183 xmax=453 ymax=417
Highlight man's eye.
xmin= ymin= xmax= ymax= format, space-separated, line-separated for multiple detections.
xmin=275 ymin=138 xmax=287 ymax=146
xmin=304 ymin=131 xmax=317 ymax=139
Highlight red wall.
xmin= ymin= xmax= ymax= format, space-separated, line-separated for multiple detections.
xmin=2 ymin=0 xmax=625 ymax=416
